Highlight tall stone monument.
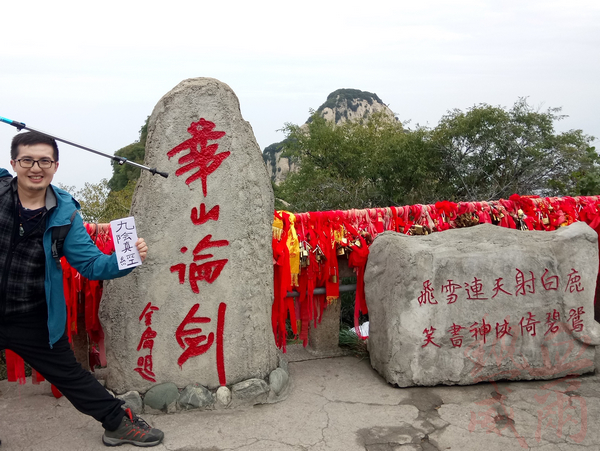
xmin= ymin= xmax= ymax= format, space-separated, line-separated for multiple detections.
xmin=101 ymin=78 xmax=278 ymax=394
xmin=366 ymin=222 xmax=600 ymax=387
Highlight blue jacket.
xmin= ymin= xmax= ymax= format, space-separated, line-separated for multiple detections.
xmin=0 ymin=168 xmax=133 ymax=347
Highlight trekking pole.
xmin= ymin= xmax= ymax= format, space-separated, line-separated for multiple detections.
xmin=0 ymin=115 xmax=169 ymax=178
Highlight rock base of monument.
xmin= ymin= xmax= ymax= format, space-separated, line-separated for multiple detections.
xmin=99 ymin=354 xmax=290 ymax=414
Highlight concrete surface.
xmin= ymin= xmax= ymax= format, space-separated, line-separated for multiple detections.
xmin=1 ymin=347 xmax=599 ymax=450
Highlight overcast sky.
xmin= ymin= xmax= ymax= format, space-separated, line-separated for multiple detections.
xmin=1 ymin=0 xmax=598 ymax=191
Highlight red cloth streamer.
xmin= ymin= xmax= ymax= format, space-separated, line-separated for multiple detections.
xmin=272 ymin=194 xmax=600 ymax=351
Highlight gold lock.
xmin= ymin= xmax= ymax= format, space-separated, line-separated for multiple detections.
xmin=313 ymin=244 xmax=326 ymax=263
xmin=300 ymin=241 xmax=311 ymax=268
xmin=329 ymin=267 xmax=338 ymax=284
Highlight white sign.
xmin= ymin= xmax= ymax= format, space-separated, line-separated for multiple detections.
xmin=110 ymin=216 xmax=142 ymax=270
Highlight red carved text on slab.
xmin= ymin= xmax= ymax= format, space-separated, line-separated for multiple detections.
xmin=464 ymin=277 xmax=488 ymax=300
xmin=520 ymin=312 xmax=541 ymax=337
xmin=515 ymin=269 xmax=536 ymax=296
xmin=422 ymin=326 xmax=441 ymax=348
xmin=191 ymin=203 xmax=220 ymax=225
xmin=495 ymin=319 xmax=513 ymax=340
xmin=134 ymin=356 xmax=156 ymax=383
xmin=491 ymin=277 xmax=512 ymax=298
xmin=568 ymin=307 xmax=585 ymax=332
xmin=192 ymin=235 xmax=230 ymax=261
xmin=135 ymin=302 xmax=160 ymax=383
xmin=565 ymin=269 xmax=584 ymax=293
xmin=541 ymin=269 xmax=559 ymax=291
xmin=448 ymin=323 xmax=465 ymax=348
xmin=418 ymin=280 xmax=437 ymax=306
xmin=470 ymin=318 xmax=492 ymax=344
xmin=167 ymin=118 xmax=230 ymax=196
xmin=545 ymin=309 xmax=561 ymax=335
xmin=139 ymin=302 xmax=160 ymax=326
xmin=175 ymin=302 xmax=228 ymax=385
xmin=441 ymin=280 xmax=462 ymax=304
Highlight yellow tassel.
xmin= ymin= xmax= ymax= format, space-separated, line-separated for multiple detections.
xmin=285 ymin=212 xmax=301 ymax=277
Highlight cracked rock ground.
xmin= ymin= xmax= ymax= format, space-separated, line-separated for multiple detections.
xmin=1 ymin=353 xmax=599 ymax=450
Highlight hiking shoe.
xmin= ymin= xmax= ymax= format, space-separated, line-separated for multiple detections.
xmin=102 ymin=408 xmax=164 ymax=447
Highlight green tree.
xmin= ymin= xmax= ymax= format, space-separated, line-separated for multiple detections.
xmin=62 ymin=179 xmax=136 ymax=223
xmin=432 ymin=98 xmax=598 ymax=201
xmin=277 ymin=112 xmax=439 ymax=211
xmin=108 ymin=118 xmax=148 ymax=191
xmin=59 ymin=117 xmax=149 ymax=223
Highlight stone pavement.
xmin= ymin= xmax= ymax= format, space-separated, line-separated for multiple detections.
xmin=1 ymin=349 xmax=599 ymax=450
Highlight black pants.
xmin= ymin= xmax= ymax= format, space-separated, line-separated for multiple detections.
xmin=0 ymin=311 xmax=125 ymax=431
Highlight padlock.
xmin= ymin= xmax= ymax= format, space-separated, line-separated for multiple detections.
xmin=300 ymin=241 xmax=311 ymax=268
xmin=329 ymin=267 xmax=338 ymax=284
xmin=313 ymin=244 xmax=326 ymax=263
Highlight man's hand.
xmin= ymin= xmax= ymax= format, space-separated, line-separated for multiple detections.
xmin=135 ymin=238 xmax=148 ymax=262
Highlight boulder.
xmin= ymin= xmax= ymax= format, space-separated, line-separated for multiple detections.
xmin=366 ymin=222 xmax=600 ymax=387
xmin=101 ymin=78 xmax=278 ymax=393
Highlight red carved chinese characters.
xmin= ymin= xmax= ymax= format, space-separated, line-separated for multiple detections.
xmin=134 ymin=302 xmax=160 ymax=383
xmin=541 ymin=269 xmax=559 ymax=291
xmin=175 ymin=302 xmax=227 ymax=385
xmin=418 ymin=280 xmax=437 ymax=306
xmin=165 ymin=119 xmax=231 ymax=386
xmin=191 ymin=203 xmax=220 ymax=225
xmin=464 ymin=277 xmax=488 ymax=300
xmin=416 ymin=267 xmax=582 ymax=306
xmin=565 ymin=269 xmax=584 ymax=293
xmin=441 ymin=280 xmax=462 ymax=304
xmin=470 ymin=318 xmax=492 ymax=344
xmin=422 ymin=326 xmax=441 ymax=348
xmin=176 ymin=303 xmax=215 ymax=367
xmin=545 ymin=309 xmax=561 ymax=335
xmin=495 ymin=319 xmax=513 ymax=340
xmin=515 ymin=269 xmax=535 ymax=296
xmin=448 ymin=323 xmax=465 ymax=347
xmin=568 ymin=307 xmax=585 ymax=332
xmin=192 ymin=235 xmax=229 ymax=261
xmin=167 ymin=118 xmax=230 ymax=196
xmin=491 ymin=277 xmax=512 ymax=298
xmin=519 ymin=312 xmax=541 ymax=337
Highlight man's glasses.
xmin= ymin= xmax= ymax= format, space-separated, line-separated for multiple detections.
xmin=15 ymin=158 xmax=55 ymax=169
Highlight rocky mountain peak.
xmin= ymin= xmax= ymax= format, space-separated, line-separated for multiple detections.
xmin=316 ymin=89 xmax=395 ymax=125
xmin=263 ymin=89 xmax=396 ymax=184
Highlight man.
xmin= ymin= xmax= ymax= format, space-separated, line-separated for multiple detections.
xmin=0 ymin=131 xmax=164 ymax=447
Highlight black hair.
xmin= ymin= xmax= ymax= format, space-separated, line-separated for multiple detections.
xmin=11 ymin=131 xmax=59 ymax=161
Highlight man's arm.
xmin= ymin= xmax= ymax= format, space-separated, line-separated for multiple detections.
xmin=61 ymin=213 xmax=148 ymax=280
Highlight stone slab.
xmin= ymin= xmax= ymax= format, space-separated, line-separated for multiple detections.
xmin=365 ymin=222 xmax=600 ymax=387
xmin=101 ymin=78 xmax=278 ymax=393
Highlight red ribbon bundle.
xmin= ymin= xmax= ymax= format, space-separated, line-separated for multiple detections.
xmin=272 ymin=195 xmax=600 ymax=351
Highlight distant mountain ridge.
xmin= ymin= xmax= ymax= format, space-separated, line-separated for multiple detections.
xmin=263 ymin=88 xmax=395 ymax=184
